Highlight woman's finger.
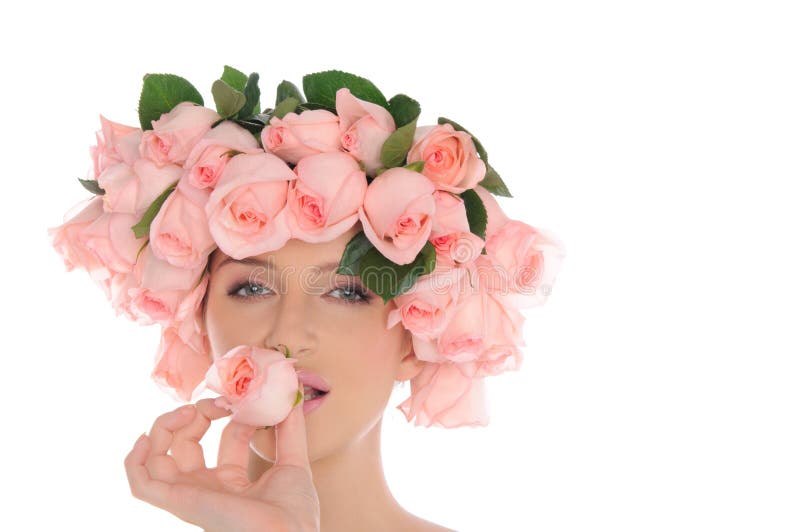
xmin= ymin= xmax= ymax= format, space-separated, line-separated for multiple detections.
xmin=170 ymin=399 xmax=234 ymax=472
xmin=273 ymin=392 xmax=311 ymax=470
xmin=126 ymin=433 xmax=274 ymax=530
xmin=218 ymin=418 xmax=257 ymax=470
xmin=148 ymin=405 xmax=196 ymax=456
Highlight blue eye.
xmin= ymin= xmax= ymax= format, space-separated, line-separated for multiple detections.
xmin=230 ymin=282 xmax=273 ymax=299
xmin=329 ymin=284 xmax=371 ymax=304
xmin=228 ymin=281 xmax=371 ymax=304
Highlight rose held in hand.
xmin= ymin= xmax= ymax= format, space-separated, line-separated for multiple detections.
xmin=204 ymin=345 xmax=300 ymax=427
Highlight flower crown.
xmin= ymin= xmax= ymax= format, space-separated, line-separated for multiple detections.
xmin=48 ymin=66 xmax=565 ymax=428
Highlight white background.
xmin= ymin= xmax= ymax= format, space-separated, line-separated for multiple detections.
xmin=3 ymin=0 xmax=798 ymax=530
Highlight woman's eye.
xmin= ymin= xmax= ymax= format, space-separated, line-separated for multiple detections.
xmin=329 ymin=284 xmax=371 ymax=304
xmin=230 ymin=282 xmax=273 ymax=299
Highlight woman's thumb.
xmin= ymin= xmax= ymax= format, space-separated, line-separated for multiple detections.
xmin=274 ymin=387 xmax=311 ymax=470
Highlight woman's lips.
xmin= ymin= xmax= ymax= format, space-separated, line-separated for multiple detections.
xmin=302 ymin=391 xmax=327 ymax=415
xmin=296 ymin=370 xmax=331 ymax=392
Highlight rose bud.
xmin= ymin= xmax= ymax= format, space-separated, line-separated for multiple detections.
xmin=204 ymin=345 xmax=301 ymax=427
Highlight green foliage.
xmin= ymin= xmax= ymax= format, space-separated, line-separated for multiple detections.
xmin=138 ymin=74 xmax=204 ymax=130
xmin=303 ymin=70 xmax=388 ymax=110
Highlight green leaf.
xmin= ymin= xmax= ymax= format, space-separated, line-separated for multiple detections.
xmin=242 ymin=73 xmax=261 ymax=116
xmin=296 ymin=102 xmax=335 ymax=113
xmin=273 ymin=96 xmax=299 ymax=119
xmin=138 ymin=73 xmax=204 ymax=130
xmin=221 ymin=65 xmax=248 ymax=92
xmin=437 ymin=116 xmax=488 ymax=163
xmin=235 ymin=113 xmax=272 ymax=134
xmin=459 ymin=188 xmax=488 ymax=242
xmin=478 ymin=163 xmax=512 ymax=197
xmin=211 ymin=79 xmax=246 ymax=119
xmin=131 ymin=181 xmax=178 ymax=239
xmin=380 ymin=117 xmax=418 ymax=168
xmin=293 ymin=389 xmax=303 ymax=407
xmin=303 ymin=70 xmax=388 ymax=110
xmin=78 ymin=178 xmax=105 ymax=195
xmin=403 ymin=160 xmax=425 ymax=173
xmin=359 ymin=242 xmax=437 ymax=303
xmin=276 ymin=80 xmax=305 ymax=105
xmin=336 ymin=231 xmax=375 ymax=276
xmin=388 ymin=94 xmax=421 ymax=128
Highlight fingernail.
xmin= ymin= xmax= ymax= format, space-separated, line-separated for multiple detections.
xmin=135 ymin=432 xmax=148 ymax=448
xmin=180 ymin=405 xmax=194 ymax=415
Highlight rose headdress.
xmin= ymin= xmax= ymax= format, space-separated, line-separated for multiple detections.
xmin=48 ymin=67 xmax=565 ymax=428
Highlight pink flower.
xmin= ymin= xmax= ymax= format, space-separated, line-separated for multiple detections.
xmin=261 ymin=109 xmax=342 ymax=164
xmin=149 ymin=178 xmax=216 ymax=270
xmin=78 ymin=210 xmax=148 ymax=275
xmin=335 ymin=88 xmax=395 ymax=175
xmin=411 ymin=281 xmax=525 ymax=371
xmin=430 ymin=232 xmax=484 ymax=266
xmin=97 ymin=159 xmax=182 ymax=214
xmin=396 ymin=362 xmax=489 ymax=428
xmin=358 ymin=167 xmax=436 ymax=265
xmin=205 ymin=345 xmax=300 ymax=427
xmin=205 ymin=153 xmax=295 ymax=259
xmin=429 ymin=190 xmax=484 ymax=266
xmin=386 ymin=262 xmax=467 ymax=341
xmin=152 ymin=323 xmax=212 ymax=403
xmin=184 ymin=120 xmax=260 ymax=190
xmin=139 ymin=102 xmax=221 ymax=167
xmin=484 ymin=220 xmax=566 ymax=307
xmin=407 ymin=123 xmax=486 ymax=193
xmin=120 ymin=246 xmax=207 ymax=326
xmin=48 ymin=195 xmax=109 ymax=277
xmin=90 ymin=115 xmax=142 ymax=178
xmin=285 ymin=152 xmax=367 ymax=243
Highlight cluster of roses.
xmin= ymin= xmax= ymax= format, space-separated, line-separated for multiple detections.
xmin=48 ymin=71 xmax=564 ymax=428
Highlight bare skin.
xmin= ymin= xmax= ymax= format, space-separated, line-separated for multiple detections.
xmin=126 ymin=221 xmax=455 ymax=531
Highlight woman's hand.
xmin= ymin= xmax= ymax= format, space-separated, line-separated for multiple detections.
xmin=124 ymin=395 xmax=320 ymax=532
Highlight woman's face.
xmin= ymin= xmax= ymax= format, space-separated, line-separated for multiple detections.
xmin=202 ymin=222 xmax=423 ymax=462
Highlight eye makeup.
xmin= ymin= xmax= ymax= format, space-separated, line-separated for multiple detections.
xmin=226 ymin=279 xmax=373 ymax=305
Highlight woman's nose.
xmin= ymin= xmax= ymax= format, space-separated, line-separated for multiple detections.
xmin=262 ymin=291 xmax=316 ymax=358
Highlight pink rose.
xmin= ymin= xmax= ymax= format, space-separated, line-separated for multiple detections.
xmin=261 ymin=109 xmax=342 ymax=164
xmin=119 ymin=246 xmax=207 ymax=325
xmin=139 ymin=102 xmax=221 ymax=167
xmin=205 ymin=153 xmax=295 ymax=259
xmin=152 ymin=323 xmax=212 ymax=403
xmin=484 ymin=220 xmax=566 ymax=307
xmin=407 ymin=123 xmax=486 ymax=193
xmin=148 ymin=178 xmax=216 ymax=270
xmin=97 ymin=159 xmax=182 ymax=214
xmin=335 ymin=88 xmax=395 ymax=175
xmin=90 ymin=115 xmax=142 ymax=178
xmin=386 ymin=262 xmax=467 ymax=341
xmin=358 ymin=167 xmax=436 ymax=265
xmin=473 ymin=185 xmax=510 ymax=238
xmin=48 ymin=195 xmax=109 ymax=277
xmin=285 ymin=152 xmax=367 ymax=243
xmin=78 ymin=210 xmax=148 ymax=275
xmin=411 ymin=281 xmax=525 ymax=370
xmin=205 ymin=345 xmax=300 ymax=427
xmin=396 ymin=361 xmax=489 ymax=428
xmin=429 ymin=190 xmax=484 ymax=266
xmin=430 ymin=232 xmax=484 ymax=266
xmin=184 ymin=120 xmax=260 ymax=189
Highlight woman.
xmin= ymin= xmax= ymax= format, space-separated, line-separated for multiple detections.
xmin=50 ymin=66 xmax=563 ymax=532
xmin=125 ymin=220 xmax=454 ymax=531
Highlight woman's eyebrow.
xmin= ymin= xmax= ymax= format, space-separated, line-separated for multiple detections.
xmin=213 ymin=257 xmax=343 ymax=274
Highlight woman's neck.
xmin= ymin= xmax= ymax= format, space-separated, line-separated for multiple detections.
xmin=248 ymin=417 xmax=415 ymax=531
